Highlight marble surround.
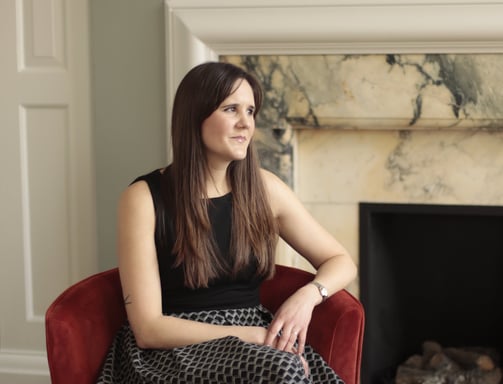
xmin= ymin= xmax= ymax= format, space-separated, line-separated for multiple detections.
xmin=222 ymin=55 xmax=503 ymax=295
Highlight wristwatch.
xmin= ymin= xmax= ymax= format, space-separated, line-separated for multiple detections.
xmin=310 ymin=281 xmax=328 ymax=302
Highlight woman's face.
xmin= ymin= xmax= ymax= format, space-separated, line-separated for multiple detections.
xmin=201 ymin=79 xmax=256 ymax=168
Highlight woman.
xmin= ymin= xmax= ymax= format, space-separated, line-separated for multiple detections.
xmin=97 ymin=61 xmax=357 ymax=383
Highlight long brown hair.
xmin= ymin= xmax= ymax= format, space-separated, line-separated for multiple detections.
xmin=163 ymin=61 xmax=277 ymax=289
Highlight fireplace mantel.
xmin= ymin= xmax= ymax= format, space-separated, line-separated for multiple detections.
xmin=164 ymin=0 xmax=503 ymax=160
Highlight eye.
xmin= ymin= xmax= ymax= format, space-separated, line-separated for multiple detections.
xmin=247 ymin=107 xmax=255 ymax=115
xmin=222 ymin=105 xmax=237 ymax=112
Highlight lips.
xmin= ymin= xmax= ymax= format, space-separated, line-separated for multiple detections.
xmin=232 ymin=136 xmax=246 ymax=143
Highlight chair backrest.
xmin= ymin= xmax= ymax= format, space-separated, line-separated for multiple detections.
xmin=45 ymin=269 xmax=126 ymax=384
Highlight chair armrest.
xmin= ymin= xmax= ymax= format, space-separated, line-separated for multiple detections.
xmin=260 ymin=264 xmax=364 ymax=384
xmin=45 ymin=268 xmax=126 ymax=384
xmin=309 ymin=289 xmax=364 ymax=384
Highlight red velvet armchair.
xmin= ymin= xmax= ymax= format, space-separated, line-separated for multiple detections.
xmin=45 ymin=265 xmax=364 ymax=384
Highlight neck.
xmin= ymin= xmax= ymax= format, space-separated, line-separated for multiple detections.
xmin=207 ymin=167 xmax=230 ymax=198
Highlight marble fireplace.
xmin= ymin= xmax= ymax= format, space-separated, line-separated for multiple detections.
xmin=219 ymin=54 xmax=503 ymax=291
xmin=165 ymin=1 xmax=503 ymax=382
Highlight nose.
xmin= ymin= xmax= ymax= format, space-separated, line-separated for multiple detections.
xmin=237 ymin=110 xmax=252 ymax=129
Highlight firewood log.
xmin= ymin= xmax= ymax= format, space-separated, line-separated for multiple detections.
xmin=461 ymin=367 xmax=502 ymax=384
xmin=395 ymin=365 xmax=441 ymax=384
xmin=427 ymin=352 xmax=460 ymax=372
xmin=403 ymin=354 xmax=423 ymax=369
xmin=443 ymin=347 xmax=495 ymax=371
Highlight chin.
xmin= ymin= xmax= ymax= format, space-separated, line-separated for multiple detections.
xmin=229 ymin=150 xmax=248 ymax=161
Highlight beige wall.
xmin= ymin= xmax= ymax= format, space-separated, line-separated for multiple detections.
xmin=90 ymin=0 xmax=167 ymax=270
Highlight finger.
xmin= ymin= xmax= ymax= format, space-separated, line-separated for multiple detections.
xmin=296 ymin=330 xmax=307 ymax=355
xmin=300 ymin=355 xmax=310 ymax=377
xmin=275 ymin=330 xmax=288 ymax=351
xmin=284 ymin=329 xmax=299 ymax=352
xmin=276 ymin=327 xmax=297 ymax=351
xmin=264 ymin=322 xmax=283 ymax=346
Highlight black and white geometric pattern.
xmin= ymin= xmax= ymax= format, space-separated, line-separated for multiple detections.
xmin=97 ymin=305 xmax=344 ymax=384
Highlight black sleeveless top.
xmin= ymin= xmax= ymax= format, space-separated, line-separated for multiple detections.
xmin=133 ymin=169 xmax=262 ymax=314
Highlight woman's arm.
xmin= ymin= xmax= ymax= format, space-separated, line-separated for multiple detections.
xmin=117 ymin=181 xmax=269 ymax=349
xmin=261 ymin=169 xmax=358 ymax=354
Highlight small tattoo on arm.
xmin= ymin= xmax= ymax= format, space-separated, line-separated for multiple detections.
xmin=124 ymin=294 xmax=132 ymax=305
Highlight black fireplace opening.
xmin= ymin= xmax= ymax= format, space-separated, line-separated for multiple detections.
xmin=359 ymin=202 xmax=503 ymax=384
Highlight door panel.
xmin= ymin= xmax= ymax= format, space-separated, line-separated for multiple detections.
xmin=0 ymin=0 xmax=95 ymax=380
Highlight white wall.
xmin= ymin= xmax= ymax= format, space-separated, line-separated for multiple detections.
xmin=90 ymin=0 xmax=167 ymax=270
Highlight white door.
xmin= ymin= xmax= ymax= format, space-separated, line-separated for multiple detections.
xmin=0 ymin=0 xmax=96 ymax=382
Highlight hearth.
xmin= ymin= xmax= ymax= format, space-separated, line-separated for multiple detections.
xmin=359 ymin=202 xmax=503 ymax=384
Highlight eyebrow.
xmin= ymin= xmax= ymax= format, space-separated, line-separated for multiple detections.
xmin=221 ymin=103 xmax=255 ymax=110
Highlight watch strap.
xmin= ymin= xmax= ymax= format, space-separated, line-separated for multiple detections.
xmin=310 ymin=281 xmax=328 ymax=302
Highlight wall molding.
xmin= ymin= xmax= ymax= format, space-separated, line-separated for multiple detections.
xmin=0 ymin=350 xmax=49 ymax=376
xmin=167 ymin=2 xmax=503 ymax=54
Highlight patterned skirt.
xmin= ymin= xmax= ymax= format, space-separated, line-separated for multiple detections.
xmin=97 ymin=305 xmax=344 ymax=384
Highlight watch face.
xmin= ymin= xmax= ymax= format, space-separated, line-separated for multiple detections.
xmin=312 ymin=281 xmax=328 ymax=300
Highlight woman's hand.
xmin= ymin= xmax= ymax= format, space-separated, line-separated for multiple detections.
xmin=263 ymin=284 xmax=319 ymax=356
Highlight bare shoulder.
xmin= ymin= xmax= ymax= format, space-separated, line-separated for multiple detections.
xmin=120 ymin=180 xmax=150 ymax=202
xmin=118 ymin=180 xmax=154 ymax=218
xmin=259 ymin=168 xmax=299 ymax=216
xmin=260 ymin=168 xmax=289 ymax=193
